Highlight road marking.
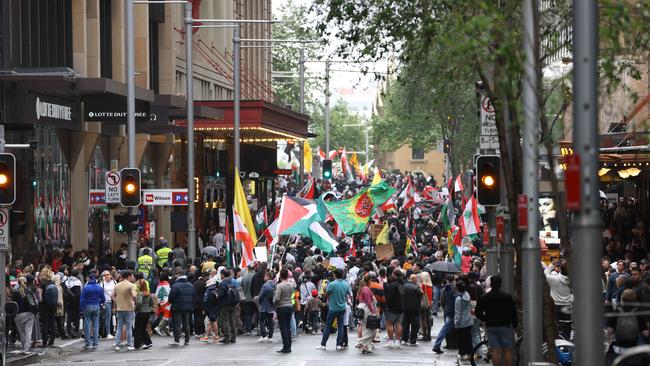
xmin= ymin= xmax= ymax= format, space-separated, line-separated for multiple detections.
xmin=158 ymin=359 xmax=175 ymax=366
xmin=58 ymin=338 xmax=83 ymax=348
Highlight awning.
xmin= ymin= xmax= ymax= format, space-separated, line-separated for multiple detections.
xmin=177 ymin=100 xmax=309 ymax=142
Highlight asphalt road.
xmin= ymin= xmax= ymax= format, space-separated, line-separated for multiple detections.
xmin=28 ymin=317 xmax=464 ymax=366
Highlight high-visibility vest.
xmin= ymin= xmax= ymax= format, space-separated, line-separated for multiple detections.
xmin=137 ymin=255 xmax=153 ymax=277
xmin=156 ymin=247 xmax=172 ymax=268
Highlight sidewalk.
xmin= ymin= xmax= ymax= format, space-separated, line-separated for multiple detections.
xmin=6 ymin=337 xmax=84 ymax=366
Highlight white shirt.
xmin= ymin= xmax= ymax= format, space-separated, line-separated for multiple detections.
xmin=101 ymin=279 xmax=116 ymax=303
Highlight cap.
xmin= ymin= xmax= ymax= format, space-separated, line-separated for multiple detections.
xmin=311 ymin=289 xmax=319 ymax=297
xmin=641 ymin=259 xmax=648 ymax=265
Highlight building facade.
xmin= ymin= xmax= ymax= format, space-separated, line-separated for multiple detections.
xmin=0 ymin=0 xmax=281 ymax=257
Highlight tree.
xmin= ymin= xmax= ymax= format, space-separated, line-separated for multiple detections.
xmin=272 ymin=0 xmax=322 ymax=111
xmin=311 ymin=0 xmax=650 ymax=360
xmin=372 ymin=45 xmax=480 ymax=179
xmin=310 ymin=100 xmax=367 ymax=153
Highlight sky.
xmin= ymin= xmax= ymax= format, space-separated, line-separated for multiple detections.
xmin=272 ymin=0 xmax=388 ymax=119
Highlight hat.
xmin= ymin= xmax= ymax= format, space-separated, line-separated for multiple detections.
xmin=311 ymin=289 xmax=318 ymax=297
xmin=641 ymin=259 xmax=648 ymax=265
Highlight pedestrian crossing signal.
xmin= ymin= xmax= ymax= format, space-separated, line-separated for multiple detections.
xmin=322 ymin=159 xmax=332 ymax=179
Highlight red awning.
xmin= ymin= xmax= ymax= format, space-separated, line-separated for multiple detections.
xmin=177 ymin=100 xmax=309 ymax=141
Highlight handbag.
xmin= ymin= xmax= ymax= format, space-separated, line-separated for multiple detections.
xmin=366 ymin=315 xmax=381 ymax=330
xmin=353 ymin=307 xmax=365 ymax=319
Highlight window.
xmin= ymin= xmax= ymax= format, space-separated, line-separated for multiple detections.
xmin=412 ymin=147 xmax=424 ymax=160
xmin=99 ymin=0 xmax=112 ymax=78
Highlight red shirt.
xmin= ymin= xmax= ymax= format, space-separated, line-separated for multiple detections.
xmin=52 ymin=259 xmax=62 ymax=273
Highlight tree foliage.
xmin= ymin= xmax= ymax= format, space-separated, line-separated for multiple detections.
xmin=310 ymin=100 xmax=367 ymax=152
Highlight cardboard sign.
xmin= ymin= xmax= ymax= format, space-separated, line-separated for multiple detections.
xmin=375 ymin=244 xmax=395 ymax=260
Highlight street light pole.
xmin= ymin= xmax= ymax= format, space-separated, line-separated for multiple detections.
xmin=184 ymin=2 xmax=197 ymax=260
xmin=299 ymin=46 xmax=306 ymax=183
xmin=233 ymin=25 xmax=241 ymax=171
xmin=521 ymin=0 xmax=542 ymax=363
xmin=125 ymin=0 xmax=138 ymax=263
xmin=572 ymin=0 xmax=604 ymax=364
xmin=324 ymin=60 xmax=330 ymax=154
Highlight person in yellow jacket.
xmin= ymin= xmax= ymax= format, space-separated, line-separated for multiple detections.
xmin=156 ymin=243 xmax=172 ymax=269
xmin=137 ymin=248 xmax=154 ymax=278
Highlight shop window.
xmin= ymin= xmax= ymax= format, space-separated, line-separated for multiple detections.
xmin=412 ymin=147 xmax=424 ymax=160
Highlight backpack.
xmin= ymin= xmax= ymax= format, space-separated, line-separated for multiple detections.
xmin=22 ymin=289 xmax=39 ymax=313
xmin=224 ymin=281 xmax=241 ymax=306
xmin=203 ymin=285 xmax=219 ymax=307
xmin=615 ymin=308 xmax=640 ymax=343
xmin=44 ymin=283 xmax=59 ymax=306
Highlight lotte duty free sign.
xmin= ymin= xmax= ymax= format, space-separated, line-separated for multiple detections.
xmin=142 ymin=189 xmax=189 ymax=206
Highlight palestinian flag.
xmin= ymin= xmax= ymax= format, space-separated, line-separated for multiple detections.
xmin=324 ymin=181 xmax=395 ymax=234
xmin=441 ymin=195 xmax=456 ymax=232
xmin=277 ymin=196 xmax=337 ymax=253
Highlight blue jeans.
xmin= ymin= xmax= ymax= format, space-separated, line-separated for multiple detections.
xmin=320 ymin=309 xmax=346 ymax=347
xmin=115 ymin=311 xmax=134 ymax=347
xmin=102 ymin=302 xmax=113 ymax=336
xmin=290 ymin=311 xmax=297 ymax=337
xmin=433 ymin=315 xmax=454 ymax=349
xmin=432 ymin=286 xmax=442 ymax=314
xmin=83 ymin=305 xmax=100 ymax=347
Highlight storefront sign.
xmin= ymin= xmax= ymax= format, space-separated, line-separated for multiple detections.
xmin=142 ymin=189 xmax=189 ymax=206
xmin=84 ymin=96 xmax=151 ymax=122
xmin=6 ymin=90 xmax=80 ymax=129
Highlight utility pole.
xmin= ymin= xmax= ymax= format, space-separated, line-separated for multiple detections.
xmin=233 ymin=25 xmax=241 ymax=171
xmin=572 ymin=0 xmax=604 ymax=364
xmin=521 ymin=0 xmax=542 ymax=363
xmin=324 ymin=60 xmax=330 ymax=154
xmin=299 ymin=46 xmax=306 ymax=184
xmin=125 ymin=0 xmax=138 ymax=263
xmin=185 ymin=2 xmax=196 ymax=260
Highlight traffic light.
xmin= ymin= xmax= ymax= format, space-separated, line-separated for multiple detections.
xmin=476 ymin=155 xmax=501 ymax=206
xmin=322 ymin=159 xmax=332 ymax=179
xmin=0 ymin=153 xmax=16 ymax=205
xmin=120 ymin=168 xmax=141 ymax=207
xmin=114 ymin=213 xmax=139 ymax=233
xmin=443 ymin=139 xmax=451 ymax=154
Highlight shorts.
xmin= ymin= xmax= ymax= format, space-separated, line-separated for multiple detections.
xmin=487 ymin=326 xmax=514 ymax=348
xmin=384 ymin=311 xmax=404 ymax=324
xmin=206 ymin=310 xmax=218 ymax=322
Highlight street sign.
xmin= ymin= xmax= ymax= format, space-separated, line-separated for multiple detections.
xmin=0 ymin=208 xmax=9 ymax=251
xmin=142 ymin=189 xmax=189 ymax=206
xmin=480 ymin=95 xmax=499 ymax=150
xmin=149 ymin=221 xmax=156 ymax=239
xmin=517 ymin=194 xmax=528 ymax=230
xmin=565 ymin=154 xmax=581 ymax=211
xmin=89 ymin=189 xmax=106 ymax=206
xmin=496 ymin=215 xmax=505 ymax=244
xmin=105 ymin=171 xmax=121 ymax=204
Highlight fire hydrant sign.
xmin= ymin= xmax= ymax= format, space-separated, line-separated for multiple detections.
xmin=105 ymin=171 xmax=121 ymax=204
xmin=0 ymin=208 xmax=9 ymax=251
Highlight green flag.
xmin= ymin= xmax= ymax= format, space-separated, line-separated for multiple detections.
xmin=324 ymin=181 xmax=395 ymax=234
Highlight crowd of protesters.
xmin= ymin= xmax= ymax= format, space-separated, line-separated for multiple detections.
xmin=3 ymin=169 xmax=650 ymax=366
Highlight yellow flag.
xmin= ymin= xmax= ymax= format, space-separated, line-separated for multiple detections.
xmin=350 ymin=152 xmax=359 ymax=171
xmin=234 ymin=168 xmax=257 ymax=243
xmin=376 ymin=222 xmax=389 ymax=245
xmin=371 ymin=167 xmax=382 ymax=186
xmin=304 ymin=140 xmax=312 ymax=173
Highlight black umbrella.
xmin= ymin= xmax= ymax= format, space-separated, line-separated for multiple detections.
xmin=425 ymin=261 xmax=461 ymax=273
